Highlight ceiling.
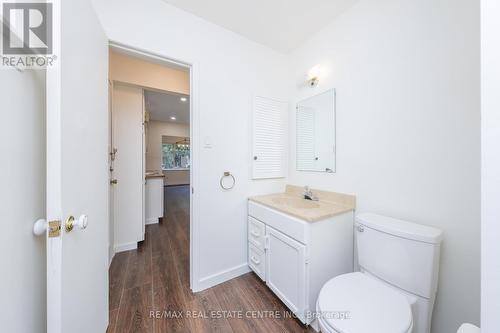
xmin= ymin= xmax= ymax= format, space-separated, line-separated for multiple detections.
xmin=144 ymin=89 xmax=190 ymax=124
xmin=162 ymin=0 xmax=357 ymax=53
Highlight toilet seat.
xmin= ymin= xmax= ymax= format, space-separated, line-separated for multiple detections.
xmin=316 ymin=272 xmax=413 ymax=333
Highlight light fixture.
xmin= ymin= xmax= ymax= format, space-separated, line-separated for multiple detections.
xmin=308 ymin=77 xmax=319 ymax=87
xmin=175 ymin=138 xmax=190 ymax=149
xmin=170 ymin=116 xmax=176 ymax=120
xmin=307 ymin=65 xmax=323 ymax=88
xmin=180 ymin=97 xmax=187 ymax=102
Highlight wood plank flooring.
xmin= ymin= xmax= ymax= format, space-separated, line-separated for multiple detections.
xmin=108 ymin=185 xmax=314 ymax=333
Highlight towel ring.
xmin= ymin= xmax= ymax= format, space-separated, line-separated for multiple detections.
xmin=220 ymin=171 xmax=235 ymax=190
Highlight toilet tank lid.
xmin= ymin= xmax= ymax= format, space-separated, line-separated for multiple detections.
xmin=356 ymin=213 xmax=443 ymax=244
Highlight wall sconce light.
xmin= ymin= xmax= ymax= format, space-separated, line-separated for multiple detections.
xmin=307 ymin=65 xmax=322 ymax=88
xmin=308 ymin=77 xmax=319 ymax=88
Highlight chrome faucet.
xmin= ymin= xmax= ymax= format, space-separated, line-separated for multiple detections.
xmin=303 ymin=186 xmax=319 ymax=201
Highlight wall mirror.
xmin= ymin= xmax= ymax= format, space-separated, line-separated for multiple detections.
xmin=296 ymin=89 xmax=336 ymax=173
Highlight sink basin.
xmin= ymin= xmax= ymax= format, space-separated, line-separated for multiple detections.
xmin=271 ymin=197 xmax=320 ymax=209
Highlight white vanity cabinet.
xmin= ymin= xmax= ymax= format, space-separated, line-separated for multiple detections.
xmin=247 ymin=200 xmax=354 ymax=325
xmin=145 ymin=175 xmax=164 ymax=225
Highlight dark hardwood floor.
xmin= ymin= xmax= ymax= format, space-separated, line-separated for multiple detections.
xmin=108 ymin=185 xmax=314 ymax=333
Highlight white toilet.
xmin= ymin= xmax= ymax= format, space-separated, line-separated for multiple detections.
xmin=316 ymin=213 xmax=443 ymax=333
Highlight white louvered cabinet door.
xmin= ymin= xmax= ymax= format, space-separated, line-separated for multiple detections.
xmin=252 ymin=96 xmax=287 ymax=179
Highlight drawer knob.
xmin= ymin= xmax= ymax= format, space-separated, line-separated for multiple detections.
xmin=251 ymin=230 xmax=260 ymax=237
xmin=250 ymin=256 xmax=260 ymax=265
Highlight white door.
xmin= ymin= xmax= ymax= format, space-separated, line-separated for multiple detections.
xmin=265 ymin=226 xmax=308 ymax=321
xmin=108 ymin=82 xmax=115 ymax=264
xmin=112 ymin=84 xmax=145 ymax=249
xmin=252 ymin=96 xmax=287 ymax=179
xmin=46 ymin=1 xmax=109 ymax=332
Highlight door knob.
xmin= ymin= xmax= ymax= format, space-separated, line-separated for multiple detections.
xmin=65 ymin=215 xmax=88 ymax=233
xmin=33 ymin=219 xmax=47 ymax=236
xmin=110 ymin=179 xmax=118 ymax=185
xmin=33 ymin=219 xmax=61 ymax=237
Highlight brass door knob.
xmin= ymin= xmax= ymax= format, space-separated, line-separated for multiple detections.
xmin=65 ymin=215 xmax=88 ymax=233
xmin=110 ymin=179 xmax=118 ymax=185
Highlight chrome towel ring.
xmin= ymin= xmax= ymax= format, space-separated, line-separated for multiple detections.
xmin=220 ymin=171 xmax=235 ymax=190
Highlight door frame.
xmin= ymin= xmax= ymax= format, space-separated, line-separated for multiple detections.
xmin=108 ymin=41 xmax=200 ymax=292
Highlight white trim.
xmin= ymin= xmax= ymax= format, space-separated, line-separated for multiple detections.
xmin=46 ymin=1 xmax=62 ymax=332
xmin=145 ymin=218 xmax=159 ymax=225
xmin=108 ymin=247 xmax=115 ymax=268
xmin=109 ymin=42 xmax=191 ymax=70
xmin=114 ymin=242 xmax=138 ymax=253
xmin=189 ymin=62 xmax=200 ymax=292
xmin=196 ymin=263 xmax=251 ymax=292
xmin=108 ymin=41 xmax=199 ymax=293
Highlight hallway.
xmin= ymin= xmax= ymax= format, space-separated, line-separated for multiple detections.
xmin=108 ymin=185 xmax=313 ymax=333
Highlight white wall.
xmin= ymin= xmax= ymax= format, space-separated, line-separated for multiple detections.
xmin=0 ymin=69 xmax=46 ymax=332
xmin=288 ymin=0 xmax=480 ymax=332
xmin=109 ymin=50 xmax=190 ymax=94
xmin=481 ymin=0 xmax=500 ymax=331
xmin=93 ymin=0 xmax=289 ymax=289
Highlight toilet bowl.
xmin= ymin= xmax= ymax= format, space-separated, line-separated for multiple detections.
xmin=316 ymin=272 xmax=413 ymax=333
xmin=315 ymin=213 xmax=443 ymax=333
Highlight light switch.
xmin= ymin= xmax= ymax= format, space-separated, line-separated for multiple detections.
xmin=204 ymin=136 xmax=212 ymax=148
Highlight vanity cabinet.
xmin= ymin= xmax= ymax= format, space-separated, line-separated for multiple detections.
xmin=247 ymin=199 xmax=354 ymax=325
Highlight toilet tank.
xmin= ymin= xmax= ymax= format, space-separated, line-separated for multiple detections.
xmin=356 ymin=213 xmax=443 ymax=299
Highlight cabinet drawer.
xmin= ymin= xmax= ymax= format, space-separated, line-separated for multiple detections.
xmin=248 ymin=201 xmax=308 ymax=244
xmin=248 ymin=244 xmax=266 ymax=281
xmin=248 ymin=216 xmax=265 ymax=250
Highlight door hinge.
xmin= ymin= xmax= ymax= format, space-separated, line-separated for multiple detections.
xmin=48 ymin=220 xmax=61 ymax=238
xmin=191 ymin=187 xmax=194 ymax=194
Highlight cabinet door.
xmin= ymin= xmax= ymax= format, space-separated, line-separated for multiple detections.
xmin=265 ymin=226 xmax=307 ymax=321
xmin=252 ymin=96 xmax=287 ymax=179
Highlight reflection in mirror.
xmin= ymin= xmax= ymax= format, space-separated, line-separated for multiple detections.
xmin=296 ymin=89 xmax=336 ymax=173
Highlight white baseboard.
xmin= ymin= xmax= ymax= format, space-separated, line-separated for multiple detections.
xmin=195 ymin=263 xmax=251 ymax=292
xmin=145 ymin=217 xmax=159 ymax=225
xmin=108 ymin=246 xmax=115 ymax=267
xmin=114 ymin=242 xmax=137 ymax=253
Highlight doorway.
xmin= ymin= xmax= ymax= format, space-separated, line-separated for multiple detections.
xmin=107 ymin=43 xmax=195 ymax=331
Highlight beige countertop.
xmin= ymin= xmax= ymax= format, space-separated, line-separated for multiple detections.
xmin=249 ymin=185 xmax=356 ymax=222
xmin=145 ymin=171 xmax=165 ymax=179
